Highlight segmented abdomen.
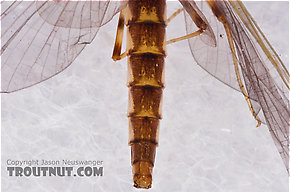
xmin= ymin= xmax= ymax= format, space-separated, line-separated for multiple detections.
xmin=126 ymin=0 xmax=166 ymax=189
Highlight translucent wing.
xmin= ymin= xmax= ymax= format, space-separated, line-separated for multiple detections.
xmin=182 ymin=0 xmax=289 ymax=172
xmin=229 ymin=1 xmax=289 ymax=92
xmin=1 ymin=0 xmax=127 ymax=93
xmin=178 ymin=0 xmax=216 ymax=48
xmin=182 ymin=0 xmax=241 ymax=91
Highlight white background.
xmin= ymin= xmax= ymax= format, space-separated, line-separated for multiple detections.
xmin=1 ymin=1 xmax=289 ymax=191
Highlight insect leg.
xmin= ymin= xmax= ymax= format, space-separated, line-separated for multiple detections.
xmin=166 ymin=8 xmax=183 ymax=24
xmin=166 ymin=29 xmax=203 ymax=44
xmin=224 ymin=23 xmax=261 ymax=127
xmin=112 ymin=9 xmax=127 ymax=61
xmin=167 ymin=1 xmax=211 ymax=45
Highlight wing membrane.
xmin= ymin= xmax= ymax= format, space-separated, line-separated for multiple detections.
xmin=183 ymin=1 xmax=241 ymax=91
xmin=36 ymin=1 xmax=126 ymax=28
xmin=179 ymin=0 xmax=216 ymax=47
xmin=1 ymin=1 xmax=126 ymax=93
xmin=229 ymin=1 xmax=289 ymax=90
xmin=182 ymin=0 xmax=289 ymax=171
xmin=222 ymin=1 xmax=289 ymax=171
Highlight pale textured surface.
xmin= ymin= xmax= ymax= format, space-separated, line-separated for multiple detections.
xmin=1 ymin=1 xmax=289 ymax=191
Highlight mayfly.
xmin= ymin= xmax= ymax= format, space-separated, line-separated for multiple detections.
xmin=1 ymin=0 xmax=289 ymax=189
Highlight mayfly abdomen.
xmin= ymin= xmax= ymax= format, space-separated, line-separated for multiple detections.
xmin=126 ymin=0 xmax=166 ymax=189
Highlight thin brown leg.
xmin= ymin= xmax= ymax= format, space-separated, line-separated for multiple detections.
xmin=166 ymin=8 xmax=183 ymax=24
xmin=112 ymin=10 xmax=127 ymax=61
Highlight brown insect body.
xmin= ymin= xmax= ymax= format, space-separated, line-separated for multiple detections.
xmin=125 ymin=0 xmax=166 ymax=189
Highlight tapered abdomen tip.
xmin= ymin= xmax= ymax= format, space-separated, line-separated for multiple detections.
xmin=133 ymin=174 xmax=152 ymax=189
xmin=132 ymin=161 xmax=153 ymax=189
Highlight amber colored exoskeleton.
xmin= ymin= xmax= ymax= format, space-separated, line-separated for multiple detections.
xmin=124 ymin=0 xmax=166 ymax=189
